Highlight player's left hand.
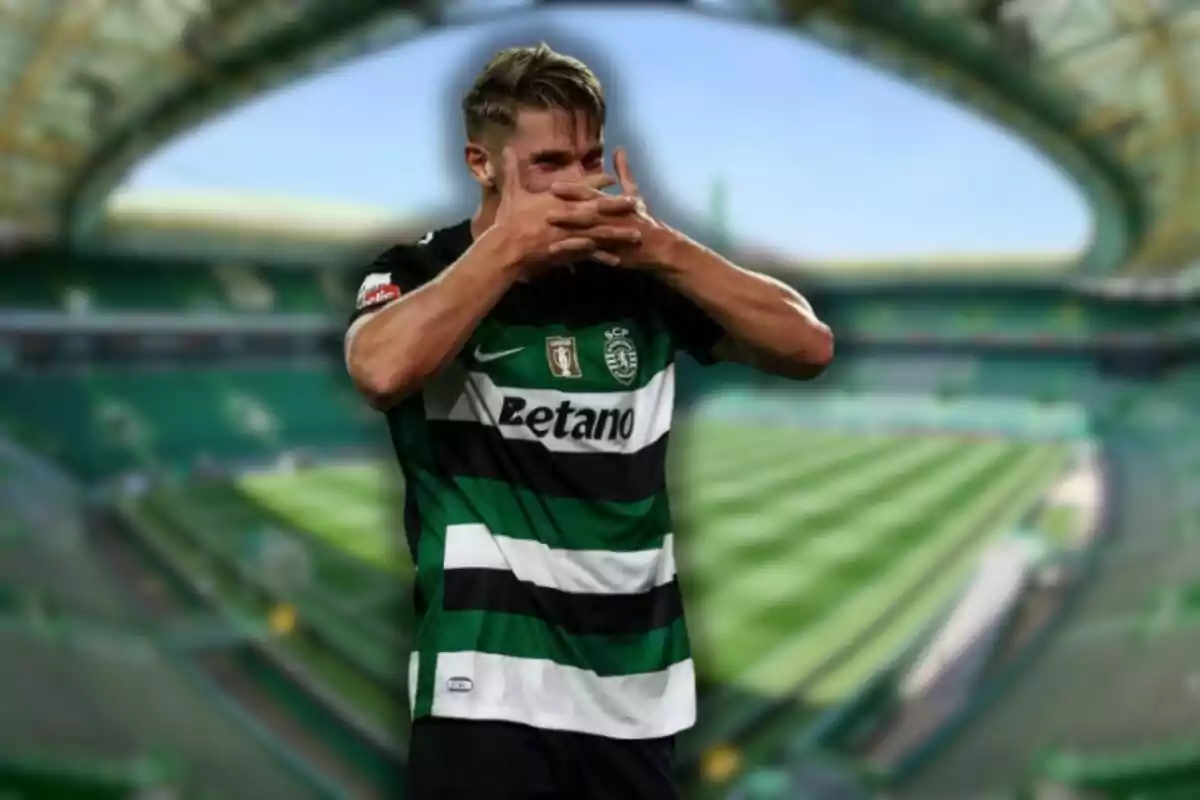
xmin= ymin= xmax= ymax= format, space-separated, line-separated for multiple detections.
xmin=546 ymin=147 xmax=670 ymax=267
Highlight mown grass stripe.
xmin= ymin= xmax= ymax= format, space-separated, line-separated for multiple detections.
xmin=687 ymin=437 xmax=971 ymax=578
xmin=671 ymin=427 xmax=867 ymax=486
xmin=742 ymin=445 xmax=1065 ymax=693
xmin=695 ymin=441 xmax=1015 ymax=645
xmin=678 ymin=434 xmax=925 ymax=530
xmin=688 ymin=444 xmax=1063 ymax=748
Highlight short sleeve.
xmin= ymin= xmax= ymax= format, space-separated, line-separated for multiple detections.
xmin=347 ymin=243 xmax=435 ymax=327
xmin=656 ymin=281 xmax=725 ymax=365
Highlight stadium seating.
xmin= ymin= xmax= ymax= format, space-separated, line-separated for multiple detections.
xmin=822 ymin=355 xmax=1099 ymax=405
xmin=2 ymin=249 xmax=1191 ymax=346
xmin=0 ymin=253 xmax=337 ymax=314
xmin=828 ymin=293 xmax=1182 ymax=344
xmin=0 ymin=515 xmax=131 ymax=624
xmin=0 ymin=751 xmax=182 ymax=799
xmin=0 ymin=370 xmax=136 ymax=477
xmin=0 ymin=362 xmax=378 ymax=478
xmin=890 ymin=411 xmax=1200 ymax=799
xmin=142 ymin=482 xmax=408 ymax=681
xmin=117 ymin=487 xmax=409 ymax=742
xmin=263 ymin=267 xmax=335 ymax=313
xmin=0 ymin=622 xmax=332 ymax=798
xmin=841 ymin=297 xmax=1085 ymax=339
xmin=0 ymin=444 xmax=399 ymax=796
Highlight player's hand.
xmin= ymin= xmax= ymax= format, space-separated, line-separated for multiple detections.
xmin=546 ymin=147 xmax=667 ymax=267
xmin=494 ymin=146 xmax=641 ymax=272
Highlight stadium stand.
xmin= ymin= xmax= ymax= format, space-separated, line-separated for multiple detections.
xmin=0 ymin=251 xmax=337 ymax=314
xmin=0 ymin=621 xmax=336 ymax=799
xmin=0 ymin=444 xmax=361 ymax=798
xmin=5 ymin=257 xmax=1196 ymax=798
xmin=0 ymin=361 xmax=379 ymax=479
xmin=847 ymin=379 xmax=1200 ymax=800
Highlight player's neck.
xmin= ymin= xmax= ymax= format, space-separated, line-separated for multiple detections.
xmin=471 ymin=193 xmax=500 ymax=241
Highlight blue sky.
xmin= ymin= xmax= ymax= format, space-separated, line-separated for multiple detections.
xmin=122 ymin=6 xmax=1090 ymax=260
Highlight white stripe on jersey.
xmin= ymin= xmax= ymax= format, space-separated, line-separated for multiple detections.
xmin=429 ymin=651 xmax=695 ymax=740
xmin=443 ymin=523 xmax=676 ymax=595
xmin=422 ymin=363 xmax=675 ymax=456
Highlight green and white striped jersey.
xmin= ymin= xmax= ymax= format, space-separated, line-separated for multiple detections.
xmin=350 ymin=220 xmax=724 ymax=740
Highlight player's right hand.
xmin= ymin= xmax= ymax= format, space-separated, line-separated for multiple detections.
xmin=494 ymin=146 xmax=641 ymax=270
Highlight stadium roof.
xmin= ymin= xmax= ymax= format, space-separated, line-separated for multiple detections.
xmin=100 ymin=190 xmax=428 ymax=265
xmin=106 ymin=190 xmax=406 ymax=242
xmin=0 ymin=0 xmax=414 ymax=239
xmin=0 ymin=0 xmax=1196 ymax=275
xmin=940 ymin=0 xmax=1200 ymax=273
xmin=764 ymin=0 xmax=1200 ymax=274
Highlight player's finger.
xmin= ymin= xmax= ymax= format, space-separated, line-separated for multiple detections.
xmin=547 ymin=207 xmax=597 ymax=228
xmin=500 ymin=146 xmax=524 ymax=197
xmin=586 ymin=225 xmax=641 ymax=244
xmin=597 ymin=195 xmax=639 ymax=215
xmin=614 ymin=147 xmax=639 ymax=196
xmin=591 ymin=250 xmax=621 ymax=267
xmin=551 ymin=185 xmax=637 ymax=215
xmin=550 ymin=181 xmax=606 ymax=202
xmin=548 ymin=199 xmax=636 ymax=228
xmin=582 ymin=173 xmax=618 ymax=191
xmin=548 ymin=235 xmax=599 ymax=253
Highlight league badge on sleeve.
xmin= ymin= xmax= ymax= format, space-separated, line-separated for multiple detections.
xmin=356 ymin=273 xmax=400 ymax=310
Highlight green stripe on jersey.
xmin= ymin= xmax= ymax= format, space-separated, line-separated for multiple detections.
xmin=468 ymin=318 xmax=675 ymax=392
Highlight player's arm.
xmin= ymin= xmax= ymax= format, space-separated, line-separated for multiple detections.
xmin=576 ymin=148 xmax=830 ymax=379
xmin=345 ymin=228 xmax=524 ymax=410
xmin=653 ymin=230 xmax=833 ymax=380
xmin=348 ymin=154 xmax=638 ymax=409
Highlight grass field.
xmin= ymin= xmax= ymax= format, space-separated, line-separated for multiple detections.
xmin=239 ymin=416 xmax=1070 ymax=710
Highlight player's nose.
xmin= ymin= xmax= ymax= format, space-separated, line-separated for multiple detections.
xmin=560 ymin=162 xmax=587 ymax=182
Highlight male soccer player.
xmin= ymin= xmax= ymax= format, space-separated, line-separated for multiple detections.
xmin=345 ymin=43 xmax=833 ymax=800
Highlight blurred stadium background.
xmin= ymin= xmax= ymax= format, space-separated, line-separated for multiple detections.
xmin=2 ymin=1 xmax=1199 ymax=798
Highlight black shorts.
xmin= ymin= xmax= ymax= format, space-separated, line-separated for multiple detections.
xmin=406 ymin=717 xmax=680 ymax=800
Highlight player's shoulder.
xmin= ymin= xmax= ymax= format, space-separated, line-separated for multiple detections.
xmin=366 ymin=221 xmax=460 ymax=268
xmin=357 ymin=220 xmax=472 ymax=291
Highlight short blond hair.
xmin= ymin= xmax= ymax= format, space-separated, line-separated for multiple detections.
xmin=462 ymin=43 xmax=606 ymax=142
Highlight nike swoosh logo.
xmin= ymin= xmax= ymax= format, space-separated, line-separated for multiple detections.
xmin=474 ymin=345 xmax=525 ymax=363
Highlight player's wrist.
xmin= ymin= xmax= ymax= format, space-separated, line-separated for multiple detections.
xmin=478 ymin=221 xmax=534 ymax=278
xmin=643 ymin=224 xmax=689 ymax=277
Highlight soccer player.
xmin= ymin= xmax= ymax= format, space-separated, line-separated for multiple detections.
xmin=345 ymin=43 xmax=833 ymax=800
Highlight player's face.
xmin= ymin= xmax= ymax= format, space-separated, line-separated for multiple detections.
xmin=498 ymin=107 xmax=604 ymax=194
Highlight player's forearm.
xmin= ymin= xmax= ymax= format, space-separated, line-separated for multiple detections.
xmin=348 ymin=228 xmax=523 ymax=405
xmin=653 ymin=229 xmax=834 ymax=377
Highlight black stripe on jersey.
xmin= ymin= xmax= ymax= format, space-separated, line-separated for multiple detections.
xmin=429 ymin=420 xmax=669 ymax=504
xmin=492 ymin=264 xmax=662 ymax=329
xmin=443 ymin=568 xmax=684 ymax=636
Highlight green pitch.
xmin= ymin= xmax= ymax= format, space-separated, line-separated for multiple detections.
xmin=239 ymin=420 xmax=1067 ymax=703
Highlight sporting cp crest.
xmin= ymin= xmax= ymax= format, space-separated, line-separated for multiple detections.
xmin=603 ymin=327 xmax=638 ymax=386
xmin=545 ymin=336 xmax=583 ymax=379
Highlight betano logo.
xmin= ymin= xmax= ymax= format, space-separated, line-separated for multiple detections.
xmin=497 ymin=396 xmax=634 ymax=442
